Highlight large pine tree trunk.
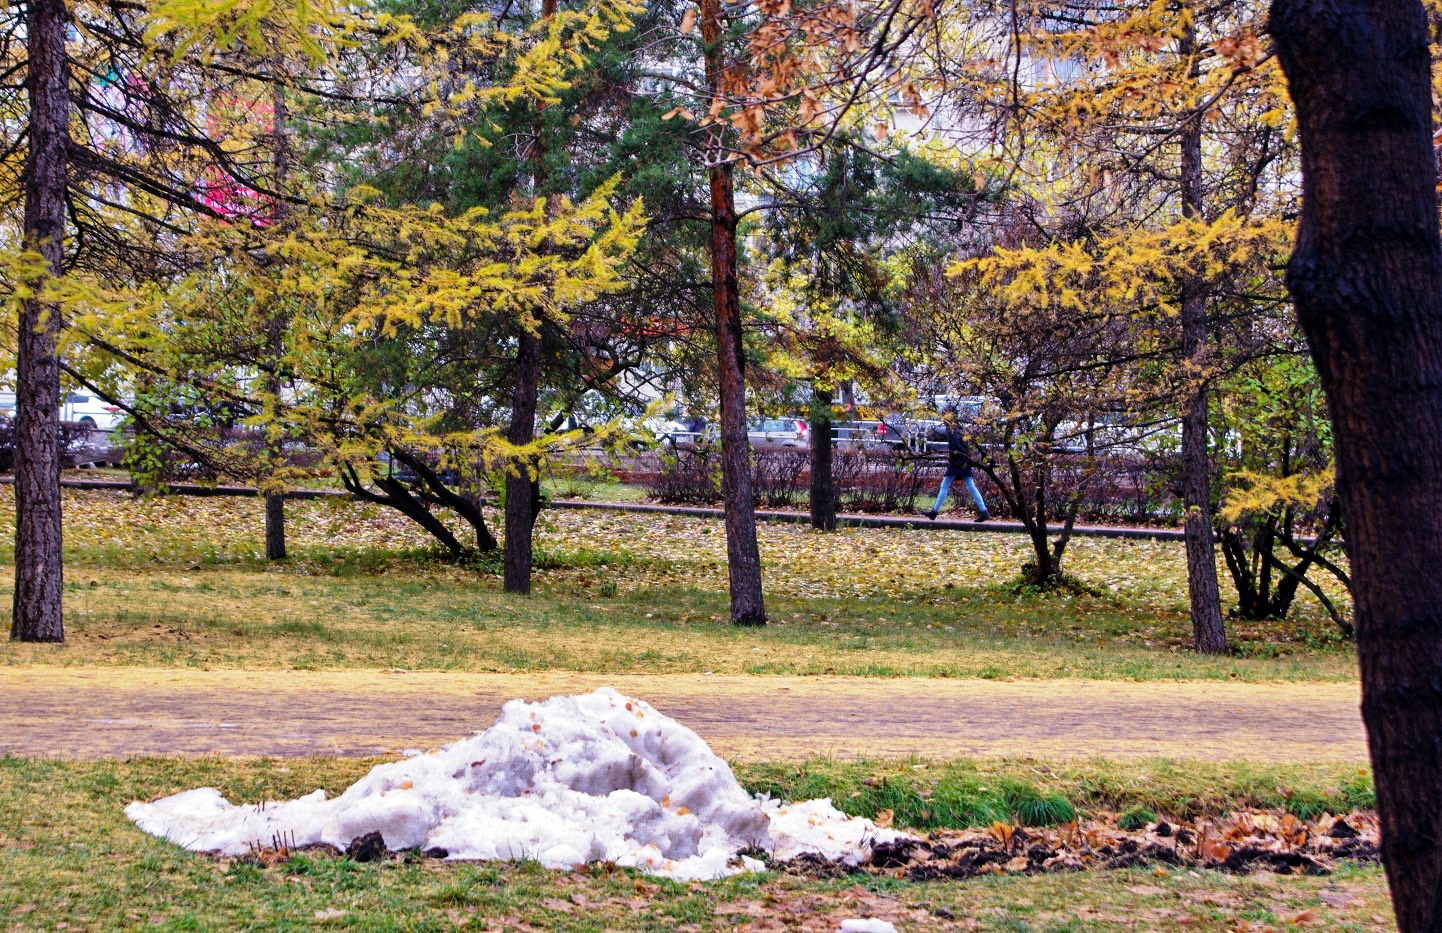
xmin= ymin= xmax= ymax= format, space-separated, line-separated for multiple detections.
xmin=707 ymin=161 xmax=766 ymax=625
xmin=809 ymin=386 xmax=836 ymax=531
xmin=700 ymin=0 xmax=765 ymax=625
xmin=1271 ymin=0 xmax=1442 ymax=926
xmin=12 ymin=0 xmax=70 ymax=643
xmin=1178 ymin=21 xmax=1227 ymax=653
xmin=264 ymin=493 xmax=286 ymax=560
xmin=503 ymin=328 xmax=542 ymax=594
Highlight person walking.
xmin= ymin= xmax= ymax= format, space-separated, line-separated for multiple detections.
xmin=922 ymin=418 xmax=990 ymax=521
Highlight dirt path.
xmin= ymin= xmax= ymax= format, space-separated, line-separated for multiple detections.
xmin=0 ymin=667 xmax=1363 ymax=762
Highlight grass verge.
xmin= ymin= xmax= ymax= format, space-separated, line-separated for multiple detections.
xmin=0 ymin=756 xmax=1390 ymax=931
xmin=744 ymin=757 xmax=1375 ymax=828
xmin=0 ymin=565 xmax=1359 ymax=681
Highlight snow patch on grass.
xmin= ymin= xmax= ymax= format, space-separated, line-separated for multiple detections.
xmin=126 ymin=688 xmax=899 ymax=879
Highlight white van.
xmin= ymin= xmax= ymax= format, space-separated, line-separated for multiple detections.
xmin=61 ymin=394 xmax=125 ymax=430
xmin=0 ymin=391 xmax=125 ymax=431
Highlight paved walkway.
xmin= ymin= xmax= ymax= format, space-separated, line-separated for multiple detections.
xmin=0 ymin=668 xmax=1363 ymax=762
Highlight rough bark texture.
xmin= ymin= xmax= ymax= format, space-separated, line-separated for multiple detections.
xmin=809 ymin=386 xmax=836 ymax=531
xmin=1178 ymin=22 xmax=1227 ymax=654
xmin=1270 ymin=0 xmax=1442 ymax=926
xmin=263 ymin=493 xmax=286 ymax=560
xmin=701 ymin=0 xmax=765 ymax=625
xmin=11 ymin=0 xmax=70 ymax=643
xmin=503 ymin=328 xmax=542 ymax=594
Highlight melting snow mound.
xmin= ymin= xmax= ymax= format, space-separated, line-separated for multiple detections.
xmin=126 ymin=688 xmax=902 ymax=880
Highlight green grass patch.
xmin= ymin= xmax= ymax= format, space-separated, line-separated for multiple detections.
xmin=736 ymin=757 xmax=1374 ymax=828
xmin=1118 ymin=806 xmax=1158 ymax=831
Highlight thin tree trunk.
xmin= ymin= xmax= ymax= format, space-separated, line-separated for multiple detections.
xmin=1219 ymin=527 xmax=1262 ymax=618
xmin=341 ymin=466 xmax=472 ymax=561
xmin=1028 ymin=468 xmax=1059 ymax=586
xmin=1271 ymin=0 xmax=1442 ymax=926
xmin=390 ymin=446 xmax=499 ymax=553
xmin=809 ymin=385 xmax=836 ymax=531
xmin=502 ymin=0 xmax=558 ymax=594
xmin=503 ymin=328 xmax=542 ymax=594
xmin=1178 ymin=21 xmax=1227 ymax=654
xmin=263 ymin=81 xmax=290 ymax=561
xmin=701 ymin=0 xmax=765 ymax=625
xmin=12 ymin=0 xmax=70 ymax=643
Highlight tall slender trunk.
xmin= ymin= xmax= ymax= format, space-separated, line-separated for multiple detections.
xmin=502 ymin=0 xmax=557 ymax=595
xmin=809 ymin=385 xmax=836 ymax=531
xmin=12 ymin=0 xmax=70 ymax=643
xmin=264 ymin=82 xmax=289 ymax=562
xmin=700 ymin=0 xmax=765 ymax=625
xmin=503 ymin=328 xmax=542 ymax=593
xmin=1271 ymin=0 xmax=1442 ymax=926
xmin=1178 ymin=21 xmax=1226 ymax=654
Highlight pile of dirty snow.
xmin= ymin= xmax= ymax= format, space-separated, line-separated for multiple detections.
xmin=126 ymin=688 xmax=902 ymax=880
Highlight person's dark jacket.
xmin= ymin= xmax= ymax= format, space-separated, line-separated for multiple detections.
xmin=944 ymin=429 xmax=975 ymax=479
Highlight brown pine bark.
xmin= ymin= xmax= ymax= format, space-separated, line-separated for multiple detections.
xmin=1270 ymin=0 xmax=1442 ymax=926
xmin=1177 ymin=20 xmax=1226 ymax=654
xmin=11 ymin=0 xmax=70 ymax=643
xmin=809 ymin=386 xmax=837 ymax=531
xmin=701 ymin=0 xmax=765 ymax=625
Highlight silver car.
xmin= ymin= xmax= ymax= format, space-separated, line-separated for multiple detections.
xmin=748 ymin=417 xmax=810 ymax=449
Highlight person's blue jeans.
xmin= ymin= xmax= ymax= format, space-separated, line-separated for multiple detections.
xmin=934 ymin=473 xmax=987 ymax=514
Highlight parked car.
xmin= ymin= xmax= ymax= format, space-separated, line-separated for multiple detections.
xmin=748 ymin=417 xmax=810 ymax=449
xmin=62 ymin=393 xmax=125 ymax=431
xmin=0 ymin=391 xmax=126 ymax=431
xmin=878 ymin=415 xmax=945 ymax=453
xmin=648 ymin=417 xmax=810 ymax=450
xmin=555 ymin=413 xmax=694 ymax=449
xmin=641 ymin=416 xmax=692 ymax=447
xmin=832 ymin=420 xmax=905 ymax=450
xmin=0 ymin=414 xmax=115 ymax=471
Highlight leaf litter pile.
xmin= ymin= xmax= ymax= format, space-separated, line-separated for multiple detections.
xmin=850 ymin=808 xmax=1378 ymax=882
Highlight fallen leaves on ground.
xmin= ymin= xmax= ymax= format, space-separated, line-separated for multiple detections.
xmin=858 ymin=809 xmax=1379 ymax=882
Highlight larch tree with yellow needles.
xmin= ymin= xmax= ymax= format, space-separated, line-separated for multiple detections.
xmin=1 ymin=0 xmax=639 ymax=639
